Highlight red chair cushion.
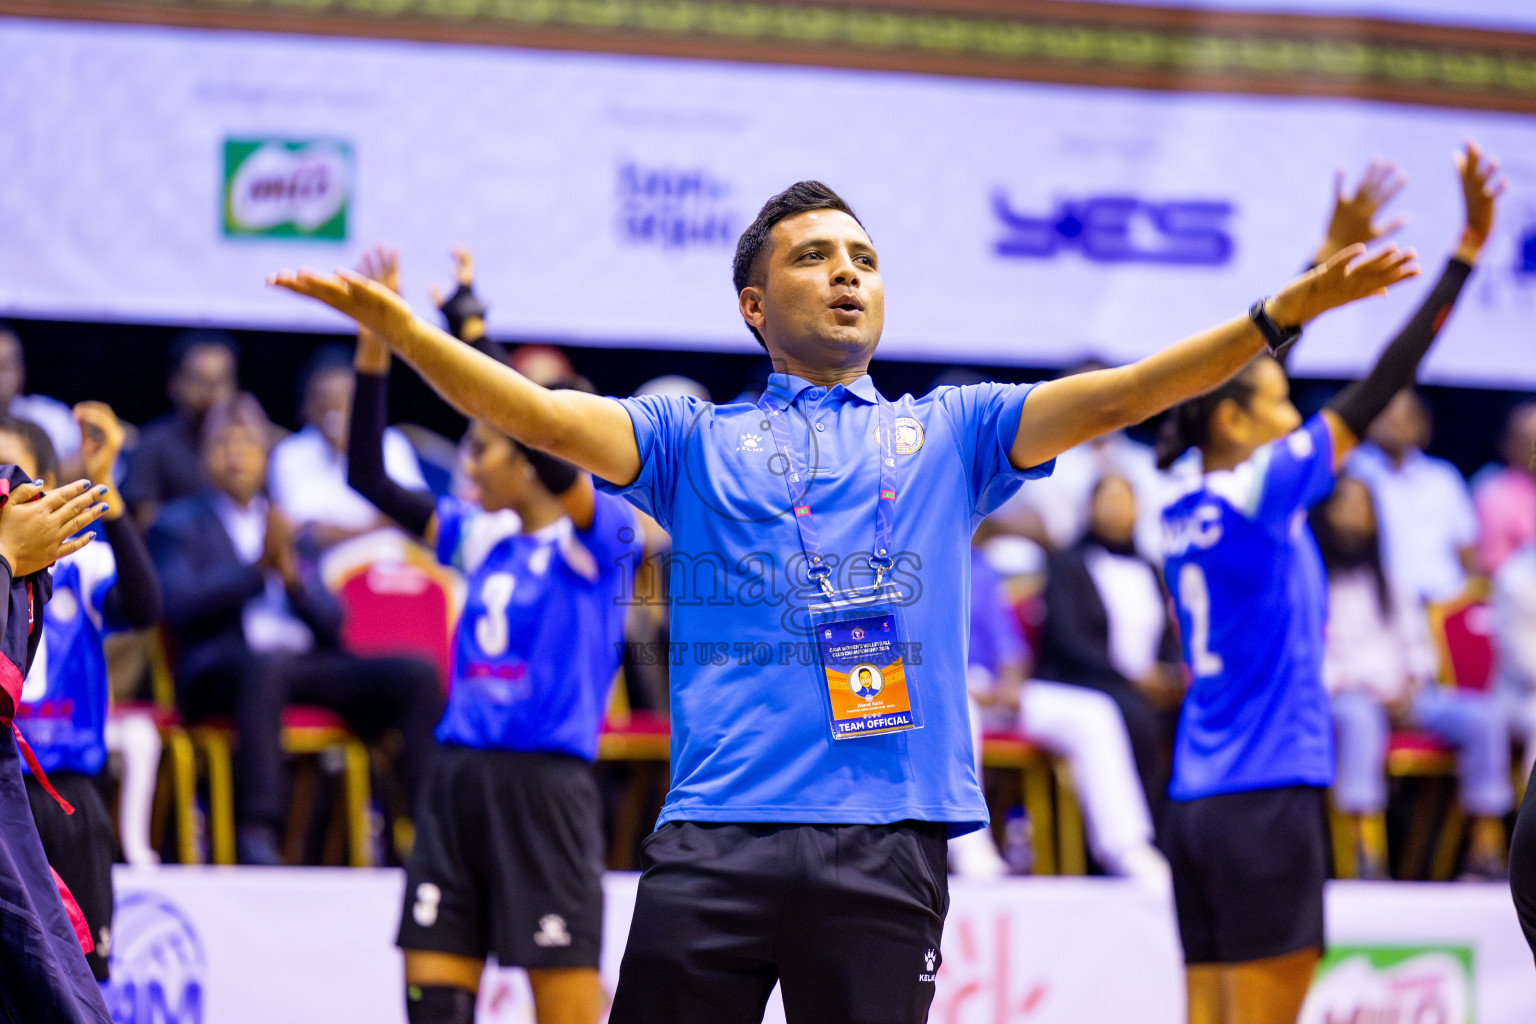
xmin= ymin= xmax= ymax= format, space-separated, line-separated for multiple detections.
xmin=601 ymin=710 xmax=670 ymax=736
xmin=337 ymin=564 xmax=453 ymax=685
xmin=111 ymin=701 xmax=184 ymax=730
xmin=1388 ymin=730 xmax=1454 ymax=756
xmin=1440 ymin=601 xmax=1495 ymax=692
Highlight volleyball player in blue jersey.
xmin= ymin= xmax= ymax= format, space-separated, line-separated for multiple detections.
xmin=344 ymin=250 xmax=638 ymax=1024
xmin=7 ymin=404 xmax=161 ymax=984
xmin=1155 ymin=142 xmax=1501 ymax=1024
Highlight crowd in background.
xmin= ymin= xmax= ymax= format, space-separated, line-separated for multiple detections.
xmin=3 ymin=241 xmax=1533 ymax=881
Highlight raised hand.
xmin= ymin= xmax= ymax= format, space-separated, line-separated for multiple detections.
xmin=1455 ymin=140 xmax=1504 ymax=258
xmin=269 ymin=268 xmax=417 ymax=348
xmin=1317 ymin=160 xmax=1409 ymax=264
xmin=429 ymin=246 xmax=475 ymax=309
xmin=353 ymin=245 xmax=401 ymax=373
xmin=357 ymin=244 xmax=401 ymax=295
xmin=73 ymin=402 xmax=127 ymax=518
xmin=0 ymin=480 xmax=109 ymax=576
xmin=1269 ymin=243 xmax=1420 ymax=328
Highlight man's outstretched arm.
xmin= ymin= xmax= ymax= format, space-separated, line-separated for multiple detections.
xmin=268 ymin=269 xmax=642 ymax=486
xmin=1008 ymin=241 xmax=1419 ymax=471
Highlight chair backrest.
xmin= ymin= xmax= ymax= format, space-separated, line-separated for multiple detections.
xmin=322 ymin=531 xmax=464 ymax=687
xmin=1428 ymin=590 xmax=1496 ymax=692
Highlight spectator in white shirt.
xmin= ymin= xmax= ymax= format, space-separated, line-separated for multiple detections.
xmin=268 ymin=348 xmax=427 ymax=550
xmin=1315 ymin=476 xmax=1511 ymax=879
xmin=0 ymin=323 xmax=81 ymax=467
xmin=1348 ymin=389 xmax=1478 ymax=606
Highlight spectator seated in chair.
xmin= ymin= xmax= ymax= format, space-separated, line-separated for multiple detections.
xmin=1032 ymin=473 xmax=1183 ymax=819
xmin=148 ymin=393 xmax=442 ymax=866
xmin=1314 ymin=475 xmax=1513 ymax=879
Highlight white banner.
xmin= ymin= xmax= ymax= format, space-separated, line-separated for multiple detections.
xmin=104 ymin=868 xmax=1536 ymax=1024
xmin=3 ymin=20 xmax=1536 ymax=385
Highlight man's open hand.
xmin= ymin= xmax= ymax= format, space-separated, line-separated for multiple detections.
xmin=1269 ymin=243 xmax=1420 ymax=328
xmin=269 ymin=268 xmax=418 ymax=348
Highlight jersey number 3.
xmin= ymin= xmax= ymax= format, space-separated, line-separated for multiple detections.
xmin=474 ymin=572 xmax=516 ymax=658
xmin=1178 ymin=563 xmax=1224 ymax=678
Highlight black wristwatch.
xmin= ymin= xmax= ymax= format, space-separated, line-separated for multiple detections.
xmin=1249 ymin=298 xmax=1301 ymax=359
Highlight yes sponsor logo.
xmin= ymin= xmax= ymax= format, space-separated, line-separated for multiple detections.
xmin=617 ymin=162 xmax=737 ymax=250
xmin=992 ymin=191 xmax=1234 ymax=265
xmin=222 ymin=138 xmax=353 ymax=241
xmin=1299 ymin=945 xmax=1472 ymax=1024
xmin=102 ymin=891 xmax=207 ymax=1024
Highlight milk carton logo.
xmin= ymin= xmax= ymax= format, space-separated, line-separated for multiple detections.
xmin=223 ymin=138 xmax=353 ymax=241
xmin=1299 ymin=945 xmax=1472 ymax=1024
xmin=102 ymin=891 xmax=207 ymax=1024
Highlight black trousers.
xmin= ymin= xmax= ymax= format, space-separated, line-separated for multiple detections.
xmin=609 ymin=821 xmax=949 ymax=1024
xmin=179 ymin=649 xmax=442 ymax=829
xmin=1511 ymin=760 xmax=1536 ymax=963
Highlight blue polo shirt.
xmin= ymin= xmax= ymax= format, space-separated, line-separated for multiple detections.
xmin=599 ymin=372 xmax=1051 ymax=834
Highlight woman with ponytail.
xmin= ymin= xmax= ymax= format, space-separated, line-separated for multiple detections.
xmin=1157 ymin=142 xmax=1502 ymax=1024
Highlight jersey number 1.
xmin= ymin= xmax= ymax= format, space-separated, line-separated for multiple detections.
xmin=1178 ymin=563 xmax=1224 ymax=678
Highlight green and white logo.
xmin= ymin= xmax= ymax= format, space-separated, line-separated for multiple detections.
xmin=1301 ymin=945 xmax=1473 ymax=1024
xmin=222 ymin=138 xmax=352 ymax=241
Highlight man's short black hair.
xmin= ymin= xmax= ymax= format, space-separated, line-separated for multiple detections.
xmin=169 ymin=329 xmax=239 ymax=376
xmin=298 ymin=345 xmax=355 ymax=414
xmin=731 ymin=181 xmax=863 ymax=350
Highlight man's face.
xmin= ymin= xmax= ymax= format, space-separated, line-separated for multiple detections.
xmin=741 ymin=210 xmax=884 ymax=370
xmin=172 ymin=345 xmax=238 ymax=418
xmin=0 ymin=333 xmax=25 ymax=408
xmin=1366 ymin=390 xmax=1428 ymax=458
xmin=203 ymin=423 xmax=267 ymax=505
xmin=304 ymin=367 xmax=354 ymax=452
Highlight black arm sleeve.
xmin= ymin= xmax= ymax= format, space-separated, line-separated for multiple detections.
xmin=347 ymin=371 xmax=437 ymax=538
xmin=100 ymin=515 xmax=162 ymax=629
xmin=1327 ymin=257 xmax=1473 ymax=440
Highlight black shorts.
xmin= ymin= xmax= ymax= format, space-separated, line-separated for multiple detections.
xmin=609 ymin=820 xmax=950 ymax=1024
xmin=25 ymin=772 xmax=115 ymax=982
xmin=396 ymin=746 xmax=604 ymax=970
xmin=1161 ymin=784 xmax=1328 ymax=965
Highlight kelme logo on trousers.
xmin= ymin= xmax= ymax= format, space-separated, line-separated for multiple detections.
xmin=222 ymin=138 xmax=353 ymax=241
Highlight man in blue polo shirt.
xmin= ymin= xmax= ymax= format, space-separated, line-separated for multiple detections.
xmin=273 ymin=182 xmax=1415 ymax=1024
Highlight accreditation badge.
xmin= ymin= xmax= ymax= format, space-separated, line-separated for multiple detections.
xmin=809 ymin=584 xmax=921 ymax=740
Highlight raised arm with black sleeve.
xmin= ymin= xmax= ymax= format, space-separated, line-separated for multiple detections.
xmin=346 ymin=371 xmax=437 ymax=539
xmin=1325 ymin=257 xmax=1472 ymax=440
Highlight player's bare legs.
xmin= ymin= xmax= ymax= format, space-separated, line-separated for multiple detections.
xmin=1227 ymin=949 xmax=1319 ymax=1024
xmin=1187 ymin=949 xmax=1319 ymax=1024
xmin=404 ymin=949 xmax=480 ymax=1024
xmin=1186 ymin=964 xmax=1222 ymax=1024
xmin=528 ymin=967 xmax=604 ymax=1024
